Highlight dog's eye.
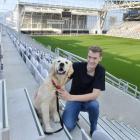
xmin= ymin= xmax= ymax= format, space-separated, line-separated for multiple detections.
xmin=57 ymin=60 xmax=60 ymax=63
xmin=65 ymin=61 xmax=68 ymax=64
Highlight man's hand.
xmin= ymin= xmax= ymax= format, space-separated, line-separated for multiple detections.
xmin=56 ymin=89 xmax=71 ymax=101
xmin=57 ymin=88 xmax=101 ymax=102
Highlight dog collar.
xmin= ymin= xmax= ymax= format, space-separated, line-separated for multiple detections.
xmin=52 ymin=79 xmax=61 ymax=89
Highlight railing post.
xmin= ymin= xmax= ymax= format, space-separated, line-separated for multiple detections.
xmin=47 ymin=45 xmax=51 ymax=51
xmin=0 ymin=24 xmax=4 ymax=79
xmin=118 ymin=79 xmax=121 ymax=89
xmin=55 ymin=48 xmax=60 ymax=57
xmin=135 ymin=86 xmax=138 ymax=97
xmin=125 ymin=82 xmax=128 ymax=93
xmin=67 ymin=53 xmax=72 ymax=61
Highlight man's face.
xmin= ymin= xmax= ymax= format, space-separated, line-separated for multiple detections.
xmin=87 ymin=50 xmax=102 ymax=70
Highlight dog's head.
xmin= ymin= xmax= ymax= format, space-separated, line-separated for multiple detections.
xmin=50 ymin=57 xmax=73 ymax=79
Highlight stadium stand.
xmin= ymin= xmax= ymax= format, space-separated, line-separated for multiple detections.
xmin=0 ymin=24 xmax=140 ymax=140
xmin=2 ymin=29 xmax=47 ymax=140
xmin=106 ymin=2 xmax=140 ymax=39
xmin=107 ymin=21 xmax=140 ymax=39
xmin=1 ymin=0 xmax=140 ymax=139
xmin=7 ymin=30 xmax=85 ymax=140
xmin=6 ymin=1 xmax=104 ymax=35
xmin=8 ymin=27 xmax=139 ymax=139
xmin=4 ymin=0 xmax=140 ymax=39
xmin=4 ymin=28 xmax=75 ymax=140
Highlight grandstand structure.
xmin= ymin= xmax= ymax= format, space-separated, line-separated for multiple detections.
xmin=0 ymin=25 xmax=140 ymax=140
xmin=4 ymin=0 xmax=139 ymax=38
xmin=104 ymin=0 xmax=140 ymax=10
xmin=9 ymin=1 xmax=105 ymax=35
xmin=104 ymin=0 xmax=140 ymax=39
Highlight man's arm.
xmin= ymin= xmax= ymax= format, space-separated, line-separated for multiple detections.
xmin=57 ymin=88 xmax=101 ymax=102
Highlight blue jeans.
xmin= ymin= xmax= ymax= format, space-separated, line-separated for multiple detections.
xmin=62 ymin=100 xmax=99 ymax=134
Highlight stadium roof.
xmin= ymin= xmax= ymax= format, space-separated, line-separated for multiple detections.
xmin=0 ymin=0 xmax=140 ymax=13
xmin=18 ymin=0 xmax=105 ymax=9
xmin=17 ymin=1 xmax=103 ymax=14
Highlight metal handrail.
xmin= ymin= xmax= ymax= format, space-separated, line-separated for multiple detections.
xmin=55 ymin=48 xmax=140 ymax=99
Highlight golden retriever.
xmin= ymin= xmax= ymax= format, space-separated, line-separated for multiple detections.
xmin=34 ymin=57 xmax=73 ymax=133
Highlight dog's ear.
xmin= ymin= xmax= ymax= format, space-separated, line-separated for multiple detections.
xmin=67 ymin=62 xmax=74 ymax=78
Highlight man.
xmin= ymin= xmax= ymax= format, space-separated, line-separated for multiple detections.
xmin=57 ymin=46 xmax=105 ymax=136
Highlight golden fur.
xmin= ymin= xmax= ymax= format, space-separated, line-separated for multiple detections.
xmin=34 ymin=57 xmax=73 ymax=132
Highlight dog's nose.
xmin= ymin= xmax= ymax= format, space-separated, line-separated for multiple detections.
xmin=60 ymin=63 xmax=64 ymax=67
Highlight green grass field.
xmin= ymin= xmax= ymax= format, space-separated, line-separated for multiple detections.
xmin=33 ymin=35 xmax=140 ymax=90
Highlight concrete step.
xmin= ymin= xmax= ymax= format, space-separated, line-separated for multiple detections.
xmin=119 ymin=122 xmax=140 ymax=139
xmin=111 ymin=120 xmax=138 ymax=140
xmin=8 ymin=88 xmax=45 ymax=140
xmin=81 ymin=112 xmax=121 ymax=140
xmin=78 ymin=113 xmax=113 ymax=139
xmin=102 ymin=117 xmax=132 ymax=140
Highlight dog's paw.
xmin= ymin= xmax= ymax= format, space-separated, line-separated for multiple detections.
xmin=53 ymin=114 xmax=60 ymax=123
xmin=45 ymin=126 xmax=53 ymax=133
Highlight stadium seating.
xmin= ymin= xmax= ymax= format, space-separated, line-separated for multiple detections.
xmin=107 ymin=21 xmax=140 ymax=39
xmin=5 ymin=27 xmax=140 ymax=140
xmin=7 ymin=29 xmax=92 ymax=140
xmin=5 ymin=30 xmax=72 ymax=140
xmin=9 ymin=31 xmax=81 ymax=139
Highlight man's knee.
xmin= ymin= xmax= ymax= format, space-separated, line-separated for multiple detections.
xmin=63 ymin=120 xmax=75 ymax=131
xmin=62 ymin=112 xmax=76 ymax=132
xmin=88 ymin=100 xmax=99 ymax=111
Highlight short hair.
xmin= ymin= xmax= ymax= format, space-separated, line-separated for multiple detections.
xmin=88 ymin=46 xmax=102 ymax=56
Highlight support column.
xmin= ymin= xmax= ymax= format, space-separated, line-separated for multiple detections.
xmin=0 ymin=24 xmax=4 ymax=79
xmin=76 ymin=15 xmax=79 ymax=35
xmin=96 ymin=12 xmax=102 ymax=34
